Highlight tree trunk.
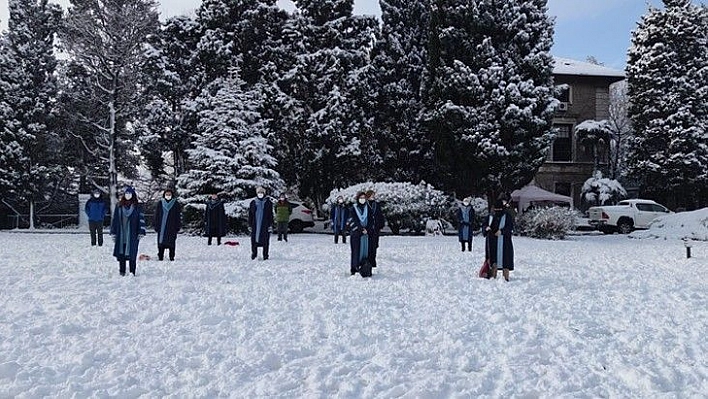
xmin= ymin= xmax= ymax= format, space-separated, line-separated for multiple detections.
xmin=28 ymin=198 xmax=35 ymax=230
xmin=108 ymin=98 xmax=118 ymax=216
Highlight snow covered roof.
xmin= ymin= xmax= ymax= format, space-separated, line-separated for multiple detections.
xmin=553 ymin=56 xmax=625 ymax=79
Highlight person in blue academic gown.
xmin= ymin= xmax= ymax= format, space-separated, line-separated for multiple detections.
xmin=482 ymin=199 xmax=515 ymax=281
xmin=110 ymin=186 xmax=146 ymax=276
xmin=248 ymin=187 xmax=274 ymax=260
xmin=349 ymin=191 xmax=376 ymax=276
xmin=154 ymin=189 xmax=181 ymax=261
xmin=331 ymin=195 xmax=349 ymax=244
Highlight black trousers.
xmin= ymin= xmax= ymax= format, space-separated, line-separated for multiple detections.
xmin=334 ymin=231 xmax=347 ymax=244
xmin=119 ymin=259 xmax=136 ymax=275
xmin=158 ymin=244 xmax=175 ymax=260
xmin=276 ymin=222 xmax=288 ymax=241
xmin=89 ymin=221 xmax=103 ymax=246
xmin=251 ymin=239 xmax=269 ymax=259
xmin=207 ymin=235 xmax=221 ymax=245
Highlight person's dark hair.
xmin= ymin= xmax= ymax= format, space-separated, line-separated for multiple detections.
xmin=119 ymin=187 xmax=139 ymax=207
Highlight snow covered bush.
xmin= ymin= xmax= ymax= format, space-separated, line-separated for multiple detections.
xmin=516 ymin=207 xmax=579 ymax=240
xmin=325 ymin=181 xmax=454 ymax=235
xmin=581 ymin=171 xmax=627 ymax=208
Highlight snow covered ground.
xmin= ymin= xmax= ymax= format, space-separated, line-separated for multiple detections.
xmin=0 ymin=231 xmax=706 ymax=397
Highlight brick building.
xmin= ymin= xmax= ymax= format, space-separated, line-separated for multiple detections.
xmin=534 ymin=57 xmax=625 ymax=209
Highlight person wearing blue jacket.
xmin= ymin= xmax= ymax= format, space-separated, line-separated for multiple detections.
xmin=248 ymin=187 xmax=274 ymax=260
xmin=110 ymin=186 xmax=146 ymax=276
xmin=456 ymin=197 xmax=475 ymax=252
xmin=85 ymin=189 xmax=106 ymax=246
xmin=154 ymin=189 xmax=181 ymax=261
xmin=331 ymin=195 xmax=349 ymax=244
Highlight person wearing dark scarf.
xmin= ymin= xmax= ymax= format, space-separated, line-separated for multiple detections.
xmin=331 ymin=195 xmax=349 ymax=244
xmin=154 ymin=189 xmax=181 ymax=261
xmin=205 ymin=193 xmax=227 ymax=245
xmin=482 ymin=199 xmax=515 ymax=281
xmin=248 ymin=187 xmax=274 ymax=260
xmin=457 ymin=197 xmax=475 ymax=252
xmin=110 ymin=186 xmax=146 ymax=276
xmin=349 ymin=191 xmax=376 ymax=276
xmin=366 ymin=190 xmax=385 ymax=268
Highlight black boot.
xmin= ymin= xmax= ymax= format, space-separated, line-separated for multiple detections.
xmin=461 ymin=242 xmax=465 ymax=252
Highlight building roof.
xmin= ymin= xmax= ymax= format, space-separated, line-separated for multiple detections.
xmin=553 ymin=56 xmax=625 ymax=80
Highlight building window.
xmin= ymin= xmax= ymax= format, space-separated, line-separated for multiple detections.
xmin=558 ymin=85 xmax=573 ymax=103
xmin=555 ymin=182 xmax=571 ymax=197
xmin=551 ymin=124 xmax=573 ymax=162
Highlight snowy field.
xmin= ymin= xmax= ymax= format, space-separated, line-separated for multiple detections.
xmin=0 ymin=231 xmax=706 ymax=398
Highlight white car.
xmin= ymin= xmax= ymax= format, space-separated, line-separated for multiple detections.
xmin=588 ymin=199 xmax=671 ymax=234
xmin=239 ymin=197 xmax=315 ymax=233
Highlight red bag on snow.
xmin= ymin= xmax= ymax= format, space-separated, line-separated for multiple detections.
xmin=478 ymin=259 xmax=490 ymax=278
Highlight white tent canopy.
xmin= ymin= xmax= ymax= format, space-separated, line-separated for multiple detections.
xmin=511 ymin=185 xmax=572 ymax=213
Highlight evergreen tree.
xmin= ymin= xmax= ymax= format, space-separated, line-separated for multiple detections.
xmin=137 ymin=15 xmax=203 ymax=186
xmin=278 ymin=0 xmax=378 ymax=204
xmin=625 ymin=0 xmax=708 ymax=209
xmin=59 ymin=0 xmax=160 ymax=214
xmin=177 ymin=72 xmax=283 ymax=205
xmin=0 ymin=0 xmax=63 ymax=229
xmin=368 ymin=0 xmax=432 ymax=183
xmin=195 ymin=0 xmax=288 ymax=85
xmin=423 ymin=0 xmax=556 ymax=202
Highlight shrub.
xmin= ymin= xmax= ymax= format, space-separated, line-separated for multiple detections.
xmin=516 ymin=206 xmax=579 ymax=240
xmin=325 ymin=181 xmax=454 ymax=234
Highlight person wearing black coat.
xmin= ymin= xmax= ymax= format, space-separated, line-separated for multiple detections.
xmin=349 ymin=191 xmax=376 ymax=276
xmin=154 ymin=189 xmax=182 ymax=261
xmin=482 ymin=199 xmax=515 ymax=281
xmin=248 ymin=187 xmax=274 ymax=260
xmin=366 ymin=190 xmax=385 ymax=268
xmin=204 ymin=193 xmax=227 ymax=245
xmin=456 ymin=197 xmax=475 ymax=252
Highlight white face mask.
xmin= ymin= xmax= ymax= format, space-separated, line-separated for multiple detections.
xmin=337 ymin=199 xmax=343 ymax=204
xmin=463 ymin=201 xmax=470 ymax=206
xmin=358 ymin=198 xmax=366 ymax=205
xmin=257 ymin=193 xmax=265 ymax=199
xmin=124 ymin=193 xmax=133 ymax=200
xmin=165 ymin=195 xmax=172 ymax=201
xmin=93 ymin=193 xmax=100 ymax=198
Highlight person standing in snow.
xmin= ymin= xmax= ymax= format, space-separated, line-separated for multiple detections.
xmin=366 ymin=190 xmax=385 ymax=268
xmin=275 ymin=193 xmax=292 ymax=242
xmin=482 ymin=199 xmax=515 ymax=281
xmin=456 ymin=197 xmax=475 ymax=252
xmin=249 ymin=187 xmax=274 ymax=260
xmin=349 ymin=191 xmax=376 ymax=276
xmin=154 ymin=189 xmax=181 ymax=261
xmin=330 ymin=195 xmax=349 ymax=244
xmin=85 ymin=189 xmax=106 ymax=246
xmin=204 ymin=193 xmax=227 ymax=245
xmin=110 ymin=186 xmax=146 ymax=276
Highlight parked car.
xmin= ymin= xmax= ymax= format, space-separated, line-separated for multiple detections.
xmin=587 ymin=199 xmax=672 ymax=234
xmin=238 ymin=197 xmax=315 ymax=233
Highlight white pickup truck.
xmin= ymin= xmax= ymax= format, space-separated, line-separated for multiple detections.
xmin=587 ymin=199 xmax=672 ymax=234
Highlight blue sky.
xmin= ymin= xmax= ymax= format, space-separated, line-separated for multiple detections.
xmin=0 ymin=0 xmax=700 ymax=70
